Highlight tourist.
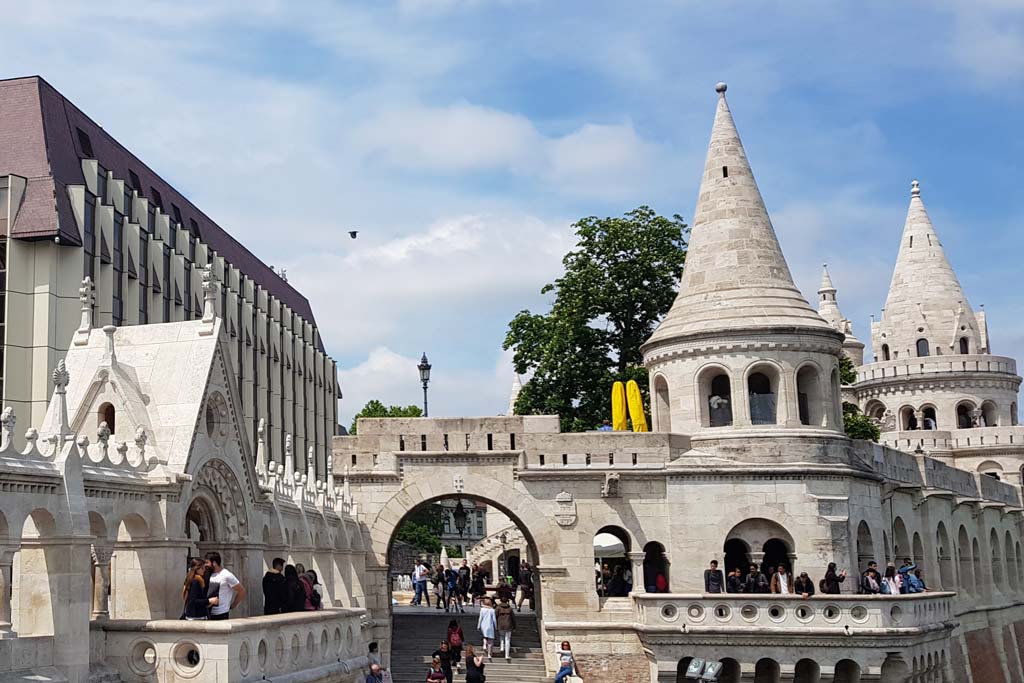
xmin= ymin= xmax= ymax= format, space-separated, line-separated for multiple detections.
xmin=860 ymin=562 xmax=880 ymax=594
xmin=464 ymin=645 xmax=486 ymax=683
xmin=554 ymin=641 xmax=576 ymax=683
xmin=496 ymin=578 xmax=514 ymax=603
xmin=770 ymin=563 xmax=793 ymax=595
xmin=470 ymin=566 xmax=486 ymax=605
xmin=495 ymin=596 xmax=516 ymax=662
xmin=284 ymin=565 xmax=306 ymax=612
xmin=434 ymin=565 xmax=446 ymax=610
xmin=898 ymin=560 xmax=917 ymax=594
xmin=881 ymin=564 xmax=902 ymax=595
xmin=445 ymin=565 xmax=461 ymax=612
xmin=181 ymin=557 xmax=210 ymax=620
xmin=517 ymin=562 xmax=534 ymax=612
xmin=477 ymin=598 xmax=497 ymax=661
xmin=725 ymin=567 xmax=743 ymax=594
xmin=913 ymin=569 xmax=931 ymax=592
xmin=447 ymin=618 xmax=465 ymax=671
xmin=743 ymin=564 xmax=769 ymax=594
xmin=654 ymin=571 xmax=668 ymax=593
xmin=204 ymin=551 xmax=245 ymax=620
xmin=432 ymin=641 xmax=453 ymax=683
xmin=597 ymin=419 xmax=613 ymax=432
xmin=426 ymin=655 xmax=447 ymax=683
xmin=704 ymin=560 xmax=725 ymax=594
xmin=458 ymin=560 xmax=472 ymax=606
xmin=624 ymin=565 xmax=633 ymax=593
xmin=820 ymin=562 xmax=846 ymax=594
xmin=413 ymin=560 xmax=429 ymax=606
xmin=262 ymin=557 xmax=288 ymax=615
xmin=366 ymin=663 xmax=385 ymax=683
xmin=860 ymin=563 xmax=881 ymax=594
xmin=307 ymin=569 xmax=324 ymax=608
xmin=299 ymin=567 xmax=319 ymax=610
xmin=793 ymin=572 xmax=815 ymax=598
xmin=606 ymin=565 xmax=628 ymax=597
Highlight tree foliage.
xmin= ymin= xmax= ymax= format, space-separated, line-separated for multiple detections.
xmin=843 ymin=401 xmax=880 ymax=442
xmin=838 ymin=355 xmax=857 ymax=385
xmin=394 ymin=505 xmax=444 ymax=554
xmin=349 ymin=399 xmax=423 ymax=435
xmin=504 ymin=206 xmax=688 ymax=431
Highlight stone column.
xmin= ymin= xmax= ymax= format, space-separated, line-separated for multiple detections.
xmin=0 ymin=548 xmax=16 ymax=638
xmin=628 ymin=552 xmax=646 ymax=593
xmin=914 ymin=410 xmax=924 ymax=430
xmin=91 ymin=545 xmax=112 ymax=620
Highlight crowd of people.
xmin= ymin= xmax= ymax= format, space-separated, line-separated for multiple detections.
xmin=262 ymin=556 xmax=325 ymax=613
xmin=410 ymin=559 xmax=536 ymax=612
xmin=595 ymin=562 xmax=668 ymax=596
xmin=703 ymin=558 xmax=931 ymax=596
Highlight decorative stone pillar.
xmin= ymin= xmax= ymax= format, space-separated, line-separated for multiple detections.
xmin=91 ymin=545 xmax=112 ymax=620
xmin=628 ymin=552 xmax=646 ymax=593
xmin=0 ymin=548 xmax=16 ymax=638
xmin=913 ymin=410 xmax=924 ymax=430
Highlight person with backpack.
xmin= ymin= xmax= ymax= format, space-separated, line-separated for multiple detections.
xmin=820 ymin=562 xmax=846 ymax=594
xmin=426 ymin=656 xmax=447 ymax=683
xmin=494 ymin=596 xmax=516 ymax=662
xmin=446 ymin=619 xmax=465 ymax=671
xmin=445 ymin=566 xmax=462 ymax=613
xmin=880 ymin=564 xmax=902 ymax=595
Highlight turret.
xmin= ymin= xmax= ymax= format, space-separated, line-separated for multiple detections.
xmin=817 ymin=264 xmax=865 ymax=366
xmin=643 ymin=84 xmax=845 ymax=442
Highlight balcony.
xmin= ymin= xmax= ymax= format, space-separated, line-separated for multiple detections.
xmin=95 ymin=607 xmax=371 ymax=683
xmin=633 ymin=592 xmax=955 ymax=636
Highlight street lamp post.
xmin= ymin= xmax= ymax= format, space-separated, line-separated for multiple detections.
xmin=453 ymin=500 xmax=468 ymax=537
xmin=499 ymin=531 xmax=508 ymax=584
xmin=418 ymin=353 xmax=432 ymax=417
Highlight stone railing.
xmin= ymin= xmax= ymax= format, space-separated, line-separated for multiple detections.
xmin=881 ymin=426 xmax=1024 ymax=452
xmin=856 ymin=355 xmax=1018 ymax=383
xmin=0 ymin=635 xmax=55 ymax=675
xmin=633 ymin=592 xmax=955 ymax=634
xmin=96 ymin=608 xmax=371 ymax=683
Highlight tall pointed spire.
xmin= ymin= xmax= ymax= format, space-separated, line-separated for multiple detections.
xmin=873 ymin=180 xmax=984 ymax=357
xmin=645 ymin=83 xmax=831 ymax=349
xmin=818 ymin=264 xmax=865 ymax=365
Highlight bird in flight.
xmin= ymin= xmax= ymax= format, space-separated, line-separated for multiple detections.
xmin=348 ymin=230 xmax=358 ymax=239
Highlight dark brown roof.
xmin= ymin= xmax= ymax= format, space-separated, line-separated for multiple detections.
xmin=0 ymin=75 xmax=319 ymax=331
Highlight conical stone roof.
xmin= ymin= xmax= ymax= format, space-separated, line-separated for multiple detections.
xmin=644 ymin=84 xmax=832 ymax=350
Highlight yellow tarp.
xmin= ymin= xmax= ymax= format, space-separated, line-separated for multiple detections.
xmin=626 ymin=379 xmax=648 ymax=432
xmin=611 ymin=381 xmax=628 ymax=431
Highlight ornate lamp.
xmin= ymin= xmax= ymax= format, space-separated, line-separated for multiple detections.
xmin=453 ymin=500 xmax=468 ymax=536
xmin=418 ymin=353 xmax=432 ymax=417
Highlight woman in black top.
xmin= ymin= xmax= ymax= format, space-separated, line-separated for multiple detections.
xmin=820 ymin=562 xmax=846 ymax=595
xmin=181 ymin=558 xmax=211 ymax=620
xmin=464 ymin=645 xmax=485 ymax=683
xmin=432 ymin=641 xmax=453 ymax=683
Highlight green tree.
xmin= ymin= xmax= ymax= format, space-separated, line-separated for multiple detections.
xmin=504 ymin=206 xmax=687 ymax=431
xmin=838 ymin=355 xmax=857 ymax=385
xmin=843 ymin=401 xmax=880 ymax=442
xmin=349 ymin=399 xmax=423 ymax=435
xmin=394 ymin=505 xmax=444 ymax=554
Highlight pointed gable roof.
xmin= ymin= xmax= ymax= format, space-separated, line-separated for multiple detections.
xmin=875 ymin=180 xmax=983 ymax=355
xmin=644 ymin=83 xmax=832 ymax=350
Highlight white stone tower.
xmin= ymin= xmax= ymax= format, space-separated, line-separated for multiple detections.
xmin=853 ymin=180 xmax=1022 ymax=475
xmin=642 ymin=83 xmax=846 ymax=450
xmin=817 ymin=264 xmax=865 ymax=365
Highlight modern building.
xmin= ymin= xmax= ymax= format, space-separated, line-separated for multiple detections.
xmin=0 ymin=76 xmax=337 ymax=474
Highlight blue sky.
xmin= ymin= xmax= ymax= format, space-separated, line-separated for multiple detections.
xmin=2 ymin=0 xmax=1022 ymax=427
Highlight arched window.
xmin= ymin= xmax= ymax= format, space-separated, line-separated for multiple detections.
xmin=723 ymin=538 xmax=750 ymax=576
xmin=922 ymin=406 xmax=937 ymax=430
xmin=794 ymin=659 xmax=820 ymax=683
xmin=796 ymin=365 xmax=823 ymax=426
xmin=971 ymin=537 xmax=981 ymax=596
xmin=900 ymin=406 xmax=918 ymax=431
xmin=1005 ymin=532 xmax=1018 ymax=592
xmin=881 ymin=344 xmax=890 ymax=361
xmin=724 ymin=518 xmax=795 ymax=577
xmin=98 ymin=402 xmax=116 ymax=433
xmin=642 ymin=541 xmax=669 ymax=593
xmin=959 ymin=337 xmax=970 ymax=354
xmin=1012 ymin=402 xmax=1018 ymax=426
xmin=594 ymin=526 xmax=631 ymax=597
xmin=706 ymin=373 xmax=733 ymax=428
xmin=957 ymin=402 xmax=976 ymax=429
xmin=991 ymin=529 xmax=1003 ymax=591
xmin=979 ymin=461 xmax=1003 ymax=480
xmin=856 ymin=521 xmax=875 ymax=567
xmin=916 ymin=339 xmax=930 ymax=357
xmin=936 ymin=523 xmax=954 ymax=591
xmin=893 ymin=517 xmax=910 ymax=559
xmin=865 ymin=401 xmax=886 ymax=422
xmin=833 ymin=659 xmax=861 ymax=683
xmin=747 ymin=369 xmax=777 ymax=425
xmin=653 ymin=375 xmax=672 ymax=432
xmin=957 ymin=526 xmax=973 ymax=595
xmin=981 ymin=401 xmax=998 ymax=427
xmin=754 ymin=659 xmax=780 ymax=683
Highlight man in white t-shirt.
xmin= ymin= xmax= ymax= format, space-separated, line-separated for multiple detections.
xmin=205 ymin=551 xmax=247 ymax=620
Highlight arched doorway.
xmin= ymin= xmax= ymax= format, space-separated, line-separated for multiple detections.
xmin=185 ymin=495 xmax=220 ymax=558
xmin=725 ymin=518 xmax=796 ymax=577
xmin=642 ymin=541 xmax=669 ymax=592
xmin=723 ymin=539 xmax=750 ymax=575
xmin=594 ymin=526 xmax=631 ymax=597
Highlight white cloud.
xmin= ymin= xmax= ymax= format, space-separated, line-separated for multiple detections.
xmin=352 ymin=101 xmax=661 ymax=197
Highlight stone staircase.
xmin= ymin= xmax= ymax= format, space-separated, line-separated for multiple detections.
xmin=390 ymin=607 xmax=548 ymax=683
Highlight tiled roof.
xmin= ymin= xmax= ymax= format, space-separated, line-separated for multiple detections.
xmin=0 ymin=75 xmax=319 ymax=331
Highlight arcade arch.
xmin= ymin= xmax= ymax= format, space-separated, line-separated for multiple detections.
xmin=724 ymin=518 xmax=796 ymax=575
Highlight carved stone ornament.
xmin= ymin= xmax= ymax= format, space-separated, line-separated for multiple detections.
xmin=554 ymin=490 xmax=577 ymax=527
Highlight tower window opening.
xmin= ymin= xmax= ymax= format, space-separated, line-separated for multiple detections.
xmin=923 ymin=407 xmax=937 ymax=430
xmin=487 ymin=433 xmax=493 ymax=450
xmin=562 ymin=453 xmax=568 ymax=466
xmin=916 ymin=339 xmax=930 ymax=357
xmin=748 ymin=371 xmax=777 ymax=425
xmin=909 ymin=236 xmax=913 ymax=248
xmin=420 ymin=434 xmax=427 ymax=451
xmin=705 ymin=373 xmax=733 ymax=427
xmin=539 ymin=454 xmax=545 ymax=466
xmin=98 ymin=402 xmax=116 ymax=433
xmin=722 ymin=166 xmax=728 ymax=178
xmin=959 ymin=337 xmax=970 ymax=354
xmin=881 ymin=344 xmax=890 ymax=361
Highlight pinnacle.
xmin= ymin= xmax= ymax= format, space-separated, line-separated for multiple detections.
xmin=645 ymin=84 xmax=834 ymax=350
xmin=819 ymin=264 xmax=836 ymax=293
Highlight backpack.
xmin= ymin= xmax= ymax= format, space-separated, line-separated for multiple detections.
xmin=449 ymin=629 xmax=463 ymax=647
xmin=818 ymin=578 xmax=827 ymax=593
xmin=310 ymin=587 xmax=322 ymax=609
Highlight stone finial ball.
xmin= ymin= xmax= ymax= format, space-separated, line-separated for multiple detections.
xmin=715 ymin=82 xmax=728 ymax=93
